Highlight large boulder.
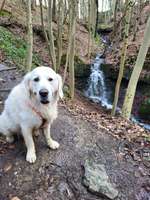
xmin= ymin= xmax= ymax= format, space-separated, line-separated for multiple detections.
xmin=83 ymin=159 xmax=118 ymax=200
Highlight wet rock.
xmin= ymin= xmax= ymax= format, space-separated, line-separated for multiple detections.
xmin=61 ymin=54 xmax=91 ymax=78
xmin=97 ymin=24 xmax=113 ymax=34
xmin=139 ymin=97 xmax=150 ymax=121
xmin=83 ymin=159 xmax=118 ymax=200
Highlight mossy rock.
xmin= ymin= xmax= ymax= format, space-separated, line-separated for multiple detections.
xmin=97 ymin=23 xmax=113 ymax=34
xmin=143 ymin=60 xmax=150 ymax=70
xmin=101 ymin=63 xmax=118 ymax=80
xmin=101 ymin=62 xmax=150 ymax=84
xmin=75 ymin=62 xmax=91 ymax=78
xmin=61 ymin=54 xmax=91 ymax=78
xmin=139 ymin=98 xmax=150 ymax=120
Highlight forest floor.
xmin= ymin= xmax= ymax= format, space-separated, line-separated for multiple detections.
xmin=0 ymin=61 xmax=150 ymax=200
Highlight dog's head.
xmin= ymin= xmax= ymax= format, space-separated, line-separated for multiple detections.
xmin=23 ymin=66 xmax=63 ymax=104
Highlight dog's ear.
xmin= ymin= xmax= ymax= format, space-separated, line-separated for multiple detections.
xmin=23 ymin=72 xmax=31 ymax=91
xmin=56 ymin=74 xmax=63 ymax=99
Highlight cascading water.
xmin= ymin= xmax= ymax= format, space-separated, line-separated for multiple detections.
xmin=85 ymin=54 xmax=150 ymax=131
xmin=85 ymin=54 xmax=112 ymax=109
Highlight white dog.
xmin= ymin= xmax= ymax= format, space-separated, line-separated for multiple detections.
xmin=0 ymin=66 xmax=63 ymax=163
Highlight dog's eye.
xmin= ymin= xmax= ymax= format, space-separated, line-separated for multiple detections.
xmin=34 ymin=77 xmax=40 ymax=82
xmin=48 ymin=77 xmax=53 ymax=82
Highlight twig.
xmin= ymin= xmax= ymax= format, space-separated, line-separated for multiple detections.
xmin=0 ymin=67 xmax=16 ymax=72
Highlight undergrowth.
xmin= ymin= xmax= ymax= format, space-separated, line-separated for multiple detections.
xmin=0 ymin=26 xmax=41 ymax=69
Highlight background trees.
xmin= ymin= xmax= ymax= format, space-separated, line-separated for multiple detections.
xmin=111 ymin=0 xmax=133 ymax=115
xmin=122 ymin=15 xmax=150 ymax=119
xmin=25 ymin=0 xmax=33 ymax=71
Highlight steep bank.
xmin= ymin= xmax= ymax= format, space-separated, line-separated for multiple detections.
xmin=0 ymin=0 xmax=101 ymax=68
xmin=105 ymin=4 xmax=150 ymax=84
xmin=95 ymin=3 xmax=150 ymax=123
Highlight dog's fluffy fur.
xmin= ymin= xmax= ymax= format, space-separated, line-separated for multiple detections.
xmin=0 ymin=66 xmax=63 ymax=163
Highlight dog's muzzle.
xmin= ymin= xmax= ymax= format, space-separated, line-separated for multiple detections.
xmin=39 ymin=89 xmax=49 ymax=104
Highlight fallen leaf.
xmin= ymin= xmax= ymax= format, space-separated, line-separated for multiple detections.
xmin=4 ymin=163 xmax=12 ymax=172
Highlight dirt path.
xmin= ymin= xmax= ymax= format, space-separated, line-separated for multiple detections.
xmin=0 ymin=63 xmax=150 ymax=200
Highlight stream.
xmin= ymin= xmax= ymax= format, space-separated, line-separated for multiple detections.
xmin=79 ymin=54 xmax=150 ymax=131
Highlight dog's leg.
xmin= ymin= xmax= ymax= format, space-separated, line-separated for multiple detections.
xmin=43 ymin=123 xmax=59 ymax=149
xmin=0 ymin=114 xmax=14 ymax=143
xmin=21 ymin=125 xmax=36 ymax=163
xmin=33 ymin=129 xmax=40 ymax=137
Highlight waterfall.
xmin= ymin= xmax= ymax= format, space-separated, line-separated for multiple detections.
xmin=85 ymin=54 xmax=112 ymax=109
xmin=85 ymin=54 xmax=150 ymax=131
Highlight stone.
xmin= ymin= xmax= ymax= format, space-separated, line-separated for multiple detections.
xmin=83 ymin=159 xmax=118 ymax=200
xmin=139 ymin=97 xmax=150 ymax=121
xmin=61 ymin=54 xmax=91 ymax=78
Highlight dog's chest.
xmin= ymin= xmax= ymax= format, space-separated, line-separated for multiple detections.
xmin=32 ymin=108 xmax=57 ymax=129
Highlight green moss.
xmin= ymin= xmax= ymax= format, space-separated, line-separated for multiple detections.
xmin=97 ymin=23 xmax=113 ymax=32
xmin=61 ymin=54 xmax=84 ymax=65
xmin=60 ymin=54 xmax=66 ymax=65
xmin=0 ymin=26 xmax=41 ymax=69
xmin=143 ymin=59 xmax=150 ymax=70
xmin=0 ymin=10 xmax=11 ymax=17
xmin=61 ymin=54 xmax=91 ymax=78
xmin=94 ymin=34 xmax=104 ymax=47
xmin=139 ymin=97 xmax=150 ymax=120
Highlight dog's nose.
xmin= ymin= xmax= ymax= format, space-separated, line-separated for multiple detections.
xmin=39 ymin=89 xmax=49 ymax=97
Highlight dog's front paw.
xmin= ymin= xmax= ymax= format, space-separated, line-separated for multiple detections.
xmin=26 ymin=151 xmax=36 ymax=163
xmin=48 ymin=140 xmax=60 ymax=150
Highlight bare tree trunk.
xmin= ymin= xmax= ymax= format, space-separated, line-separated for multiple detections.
xmin=47 ymin=0 xmax=57 ymax=71
xmin=0 ymin=0 xmax=6 ymax=11
xmin=133 ymin=0 xmax=142 ymax=41
xmin=52 ymin=0 xmax=56 ymax=21
xmin=68 ymin=0 xmax=77 ymax=99
xmin=122 ymin=16 xmax=150 ymax=119
xmin=31 ymin=0 xmax=36 ymax=10
xmin=57 ymin=0 xmax=64 ymax=72
xmin=39 ymin=0 xmax=52 ymax=63
xmin=63 ymin=0 xmax=77 ymax=99
xmin=95 ymin=0 xmax=98 ymax=37
xmin=88 ymin=0 xmax=91 ymax=57
xmin=111 ymin=0 xmax=133 ymax=115
xmin=26 ymin=0 xmax=33 ymax=71
xmin=112 ymin=0 xmax=119 ymax=40
xmin=63 ymin=7 xmax=71 ymax=85
xmin=88 ymin=0 xmax=96 ymax=57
